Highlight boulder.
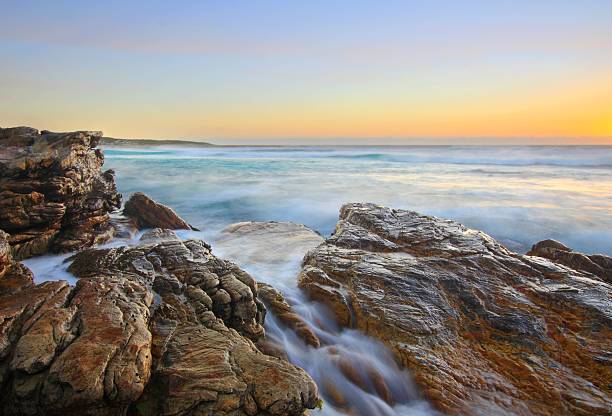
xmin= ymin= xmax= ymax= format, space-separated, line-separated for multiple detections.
xmin=299 ymin=203 xmax=612 ymax=415
xmin=0 ymin=127 xmax=121 ymax=259
xmin=123 ymin=192 xmax=197 ymax=231
xmin=528 ymin=239 xmax=611 ymax=283
xmin=0 ymin=230 xmax=319 ymax=415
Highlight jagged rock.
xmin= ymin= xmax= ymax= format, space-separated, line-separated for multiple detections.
xmin=0 ymin=230 xmax=318 ymax=415
xmin=299 ymin=203 xmax=612 ymax=415
xmin=0 ymin=127 xmax=121 ymax=259
xmin=528 ymin=239 xmax=612 ymax=283
xmin=123 ymin=192 xmax=197 ymax=231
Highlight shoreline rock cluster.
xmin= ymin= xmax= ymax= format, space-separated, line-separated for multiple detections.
xmin=0 ymin=128 xmax=319 ymax=415
xmin=0 ymin=127 xmax=121 ymax=260
xmin=299 ymin=203 xmax=612 ymax=415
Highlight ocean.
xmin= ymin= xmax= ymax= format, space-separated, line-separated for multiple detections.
xmin=104 ymin=145 xmax=612 ymax=255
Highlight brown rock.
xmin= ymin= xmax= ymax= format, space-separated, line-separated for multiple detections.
xmin=0 ymin=127 xmax=121 ymax=259
xmin=528 ymin=239 xmax=612 ymax=283
xmin=123 ymin=192 xmax=196 ymax=230
xmin=299 ymin=203 xmax=612 ymax=415
xmin=258 ymin=283 xmax=320 ymax=348
xmin=0 ymin=229 xmax=319 ymax=415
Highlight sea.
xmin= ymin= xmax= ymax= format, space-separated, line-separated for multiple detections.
xmin=105 ymin=145 xmax=612 ymax=255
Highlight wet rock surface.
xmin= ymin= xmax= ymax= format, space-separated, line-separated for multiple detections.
xmin=258 ymin=283 xmax=320 ymax=348
xmin=0 ymin=127 xmax=121 ymax=259
xmin=123 ymin=192 xmax=197 ymax=231
xmin=0 ymin=230 xmax=318 ymax=415
xmin=299 ymin=203 xmax=612 ymax=415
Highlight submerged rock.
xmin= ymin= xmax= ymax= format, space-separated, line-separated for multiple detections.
xmin=216 ymin=221 xmax=324 ymax=349
xmin=258 ymin=283 xmax=320 ymax=348
xmin=123 ymin=192 xmax=197 ymax=231
xmin=0 ymin=127 xmax=121 ymax=259
xmin=0 ymin=230 xmax=318 ymax=415
xmin=299 ymin=203 xmax=612 ymax=415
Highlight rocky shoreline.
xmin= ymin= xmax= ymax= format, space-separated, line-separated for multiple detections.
xmin=1 ymin=127 xmax=611 ymax=415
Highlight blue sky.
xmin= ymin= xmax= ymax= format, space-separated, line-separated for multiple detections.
xmin=1 ymin=1 xmax=611 ymax=143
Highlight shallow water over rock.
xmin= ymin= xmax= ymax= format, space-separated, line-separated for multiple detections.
xmin=212 ymin=221 xmax=437 ymax=416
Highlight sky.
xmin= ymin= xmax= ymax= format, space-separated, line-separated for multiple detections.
xmin=1 ymin=0 xmax=611 ymax=144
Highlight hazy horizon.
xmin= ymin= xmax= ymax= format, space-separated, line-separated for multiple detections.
xmin=108 ymin=136 xmax=612 ymax=146
xmin=2 ymin=1 xmax=611 ymax=144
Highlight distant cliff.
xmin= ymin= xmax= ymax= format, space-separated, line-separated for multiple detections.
xmin=100 ymin=136 xmax=214 ymax=147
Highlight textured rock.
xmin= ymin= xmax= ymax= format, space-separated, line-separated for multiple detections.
xmin=0 ymin=127 xmax=121 ymax=259
xmin=299 ymin=203 xmax=612 ymax=415
xmin=123 ymin=192 xmax=197 ymax=230
xmin=528 ymin=239 xmax=612 ymax=283
xmin=0 ymin=230 xmax=318 ymax=415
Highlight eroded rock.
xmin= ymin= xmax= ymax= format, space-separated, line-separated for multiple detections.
xmin=123 ymin=192 xmax=197 ymax=231
xmin=0 ymin=230 xmax=319 ymax=415
xmin=0 ymin=127 xmax=121 ymax=259
xmin=299 ymin=203 xmax=612 ymax=415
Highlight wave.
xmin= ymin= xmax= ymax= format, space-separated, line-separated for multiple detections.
xmin=104 ymin=145 xmax=612 ymax=168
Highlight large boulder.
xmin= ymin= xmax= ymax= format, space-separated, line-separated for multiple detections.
xmin=0 ymin=230 xmax=319 ymax=415
xmin=0 ymin=127 xmax=121 ymax=259
xmin=299 ymin=203 xmax=612 ymax=415
xmin=123 ymin=192 xmax=197 ymax=230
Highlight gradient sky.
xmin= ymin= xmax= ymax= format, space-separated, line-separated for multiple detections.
xmin=1 ymin=1 xmax=611 ymax=144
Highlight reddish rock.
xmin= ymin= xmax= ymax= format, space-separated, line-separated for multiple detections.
xmin=123 ymin=192 xmax=196 ymax=230
xmin=258 ymin=283 xmax=320 ymax=348
xmin=299 ymin=203 xmax=612 ymax=415
xmin=528 ymin=239 xmax=612 ymax=283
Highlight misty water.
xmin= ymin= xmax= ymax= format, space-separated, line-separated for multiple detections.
xmin=24 ymin=145 xmax=612 ymax=416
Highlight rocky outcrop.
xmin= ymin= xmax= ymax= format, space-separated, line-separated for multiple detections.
xmin=528 ymin=239 xmax=612 ymax=283
xmin=0 ymin=230 xmax=319 ymax=415
xmin=0 ymin=127 xmax=121 ymax=259
xmin=123 ymin=192 xmax=197 ymax=231
xmin=299 ymin=203 xmax=612 ymax=415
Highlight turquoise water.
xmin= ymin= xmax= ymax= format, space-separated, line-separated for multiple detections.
xmin=104 ymin=145 xmax=612 ymax=255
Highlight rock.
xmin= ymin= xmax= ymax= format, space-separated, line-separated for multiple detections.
xmin=123 ymin=192 xmax=197 ymax=231
xmin=258 ymin=283 xmax=320 ymax=348
xmin=299 ymin=203 xmax=612 ymax=415
xmin=0 ymin=127 xmax=121 ymax=259
xmin=0 ymin=230 xmax=319 ymax=415
xmin=216 ymin=221 xmax=324 ymax=269
xmin=528 ymin=239 xmax=612 ymax=283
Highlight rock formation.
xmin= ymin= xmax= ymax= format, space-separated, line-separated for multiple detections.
xmin=0 ymin=127 xmax=121 ymax=259
xmin=123 ymin=192 xmax=197 ymax=231
xmin=258 ymin=283 xmax=320 ymax=348
xmin=528 ymin=239 xmax=611 ymax=283
xmin=299 ymin=203 xmax=612 ymax=415
xmin=0 ymin=229 xmax=319 ymax=415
